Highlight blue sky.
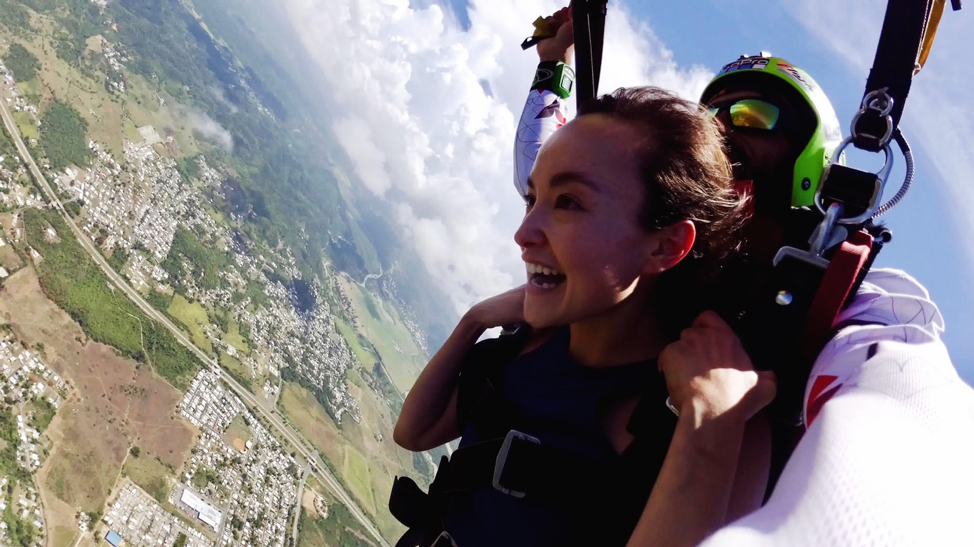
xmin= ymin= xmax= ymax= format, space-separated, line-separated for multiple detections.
xmin=282 ymin=0 xmax=972 ymax=382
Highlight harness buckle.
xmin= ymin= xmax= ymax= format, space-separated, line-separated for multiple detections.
xmin=430 ymin=531 xmax=459 ymax=547
xmin=493 ymin=430 xmax=540 ymax=498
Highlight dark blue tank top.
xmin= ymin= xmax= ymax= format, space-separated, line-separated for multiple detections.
xmin=442 ymin=328 xmax=656 ymax=547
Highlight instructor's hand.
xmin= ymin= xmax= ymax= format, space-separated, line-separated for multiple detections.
xmin=660 ymin=311 xmax=776 ymax=422
xmin=538 ymin=6 xmax=574 ymax=65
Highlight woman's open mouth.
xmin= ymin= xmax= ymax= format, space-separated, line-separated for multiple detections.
xmin=526 ymin=262 xmax=567 ymax=290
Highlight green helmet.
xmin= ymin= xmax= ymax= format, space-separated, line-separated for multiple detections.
xmin=700 ymin=55 xmax=843 ymax=209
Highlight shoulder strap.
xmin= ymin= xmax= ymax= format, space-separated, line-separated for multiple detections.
xmin=857 ymin=0 xmax=958 ymax=151
xmin=572 ymin=0 xmax=607 ymax=107
xmin=455 ymin=324 xmax=533 ymax=431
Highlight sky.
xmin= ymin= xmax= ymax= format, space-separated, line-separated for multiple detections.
xmin=278 ymin=0 xmax=973 ymax=382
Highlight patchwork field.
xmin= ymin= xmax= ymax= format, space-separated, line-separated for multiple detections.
xmin=280 ymin=372 xmax=429 ymax=541
xmin=0 ymin=267 xmax=193 ymax=534
xmin=343 ymin=445 xmax=374 ymax=514
xmin=1 ymin=19 xmax=205 ymax=162
xmin=336 ymin=276 xmax=426 ymax=394
xmin=168 ymin=293 xmax=214 ymax=356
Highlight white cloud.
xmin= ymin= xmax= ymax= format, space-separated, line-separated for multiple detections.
xmin=279 ymin=0 xmax=714 ymax=313
xmin=181 ymin=107 xmax=234 ymax=153
xmin=786 ymin=0 xmax=974 ymax=273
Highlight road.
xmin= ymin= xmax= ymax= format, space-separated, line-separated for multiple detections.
xmin=293 ymin=463 xmax=312 ymax=540
xmin=0 ymin=93 xmax=390 ymax=546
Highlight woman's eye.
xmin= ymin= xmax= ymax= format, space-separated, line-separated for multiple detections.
xmin=554 ymin=194 xmax=581 ymax=210
xmin=523 ymin=193 xmax=536 ymax=208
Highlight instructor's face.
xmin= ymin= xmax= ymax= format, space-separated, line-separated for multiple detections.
xmin=707 ymin=88 xmax=804 ymax=214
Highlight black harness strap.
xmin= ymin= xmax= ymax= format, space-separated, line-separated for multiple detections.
xmin=572 ymin=0 xmax=607 ymax=107
xmin=857 ymin=0 xmax=935 ymax=151
xmin=390 ymin=328 xmax=677 ymax=547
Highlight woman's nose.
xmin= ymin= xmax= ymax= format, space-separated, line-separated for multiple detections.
xmin=514 ymin=208 xmax=545 ymax=249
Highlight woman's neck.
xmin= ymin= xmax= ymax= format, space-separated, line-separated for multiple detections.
xmin=568 ymin=292 xmax=669 ymax=368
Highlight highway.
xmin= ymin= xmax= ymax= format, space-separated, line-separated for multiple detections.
xmin=0 ymin=93 xmax=390 ymax=546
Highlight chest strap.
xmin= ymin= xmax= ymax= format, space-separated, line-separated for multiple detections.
xmin=442 ymin=430 xmax=611 ymax=499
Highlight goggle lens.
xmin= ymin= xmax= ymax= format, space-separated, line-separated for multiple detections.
xmin=708 ymin=99 xmax=780 ymax=130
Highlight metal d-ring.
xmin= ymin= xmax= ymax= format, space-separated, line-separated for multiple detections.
xmin=851 ymin=89 xmax=895 ymax=148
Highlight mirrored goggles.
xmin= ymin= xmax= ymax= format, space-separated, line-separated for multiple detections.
xmin=708 ymin=99 xmax=781 ymax=130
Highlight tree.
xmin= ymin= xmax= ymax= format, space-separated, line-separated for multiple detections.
xmin=2 ymin=43 xmax=39 ymax=82
xmin=129 ymin=446 xmax=141 ymax=458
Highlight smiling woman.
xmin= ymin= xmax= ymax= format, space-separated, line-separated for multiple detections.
xmin=390 ymin=86 xmax=774 ymax=547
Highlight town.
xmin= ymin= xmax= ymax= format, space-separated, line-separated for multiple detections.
xmin=0 ymin=333 xmax=69 ymax=547
xmin=101 ymin=369 xmax=304 ymax=547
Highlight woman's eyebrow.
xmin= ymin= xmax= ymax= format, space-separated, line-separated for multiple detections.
xmin=529 ymin=172 xmax=601 ymax=192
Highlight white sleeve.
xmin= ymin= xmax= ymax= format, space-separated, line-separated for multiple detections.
xmin=699 ymin=268 xmax=974 ymax=546
xmin=513 ymin=89 xmax=569 ymax=196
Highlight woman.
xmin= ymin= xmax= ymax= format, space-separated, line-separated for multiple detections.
xmin=392 ymin=87 xmax=775 ymax=547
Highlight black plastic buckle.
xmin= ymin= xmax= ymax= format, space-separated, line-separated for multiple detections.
xmin=818 ymin=164 xmax=881 ymax=221
xmin=492 ymin=430 xmax=540 ymax=498
xmin=430 ymin=531 xmax=458 ymax=547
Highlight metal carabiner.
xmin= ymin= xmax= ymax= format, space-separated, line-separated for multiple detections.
xmin=808 ymin=202 xmax=844 ymax=257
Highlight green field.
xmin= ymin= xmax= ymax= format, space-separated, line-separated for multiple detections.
xmin=167 ymin=294 xmax=214 ymax=356
xmin=218 ymin=351 xmax=254 ymax=392
xmin=122 ymin=455 xmax=171 ymax=504
xmin=26 ymin=398 xmax=55 ymax=432
xmin=343 ymin=446 xmax=374 ymax=513
xmin=24 ymin=209 xmax=200 ymax=390
xmin=12 ymin=112 xmax=37 ymax=141
xmin=339 ymin=278 xmax=426 ymax=393
xmin=222 ymin=414 xmax=250 ymax=449
xmin=335 ymin=319 xmax=375 ymax=369
xmin=297 ymin=498 xmax=375 ymax=547
xmin=222 ymin=321 xmax=249 ymax=354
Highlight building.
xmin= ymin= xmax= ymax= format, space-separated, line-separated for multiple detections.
xmin=179 ymin=488 xmax=222 ymax=531
xmin=105 ymin=530 xmax=123 ymax=547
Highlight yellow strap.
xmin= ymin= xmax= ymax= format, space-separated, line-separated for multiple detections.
xmin=917 ymin=0 xmax=947 ymax=73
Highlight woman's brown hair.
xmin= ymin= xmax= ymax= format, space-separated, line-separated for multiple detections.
xmin=578 ymin=86 xmax=749 ymax=336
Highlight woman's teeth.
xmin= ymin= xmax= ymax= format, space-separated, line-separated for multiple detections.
xmin=526 ymin=262 xmax=565 ymax=290
xmin=526 ymin=263 xmax=561 ymax=276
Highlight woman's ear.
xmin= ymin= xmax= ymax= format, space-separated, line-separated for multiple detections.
xmin=643 ymin=220 xmax=696 ymax=274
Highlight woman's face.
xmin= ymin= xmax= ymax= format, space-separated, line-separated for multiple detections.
xmin=516 ymin=114 xmax=664 ymax=328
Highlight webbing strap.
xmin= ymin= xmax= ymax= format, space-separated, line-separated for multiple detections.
xmin=799 ymin=230 xmax=873 ymax=358
xmin=572 ymin=0 xmax=607 ymax=106
xmin=857 ymin=0 xmax=936 ymax=148
xmin=438 ymin=435 xmax=605 ymax=498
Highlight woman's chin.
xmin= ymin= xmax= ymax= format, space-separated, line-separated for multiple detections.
xmin=523 ymin=308 xmax=556 ymax=330
xmin=524 ymin=305 xmax=572 ymax=330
